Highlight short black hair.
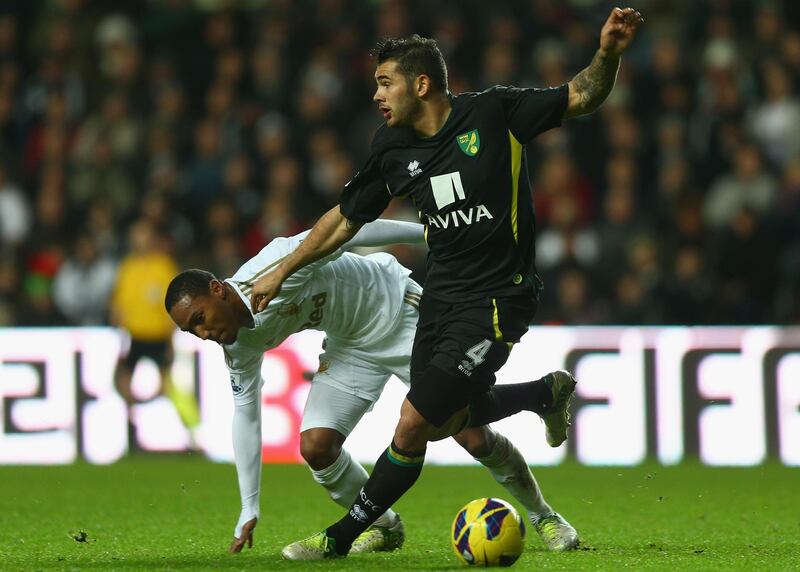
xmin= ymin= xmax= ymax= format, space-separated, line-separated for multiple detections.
xmin=372 ymin=34 xmax=448 ymax=94
xmin=165 ymin=269 xmax=217 ymax=312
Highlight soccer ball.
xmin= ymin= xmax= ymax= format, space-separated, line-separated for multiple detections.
xmin=451 ymin=497 xmax=525 ymax=567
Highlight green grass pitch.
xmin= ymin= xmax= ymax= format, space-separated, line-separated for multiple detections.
xmin=0 ymin=457 xmax=797 ymax=570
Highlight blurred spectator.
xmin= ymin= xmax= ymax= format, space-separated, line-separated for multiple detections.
xmin=0 ymin=257 xmax=21 ymax=326
xmin=539 ymin=264 xmax=606 ymax=325
xmin=704 ymin=143 xmax=777 ymax=229
xmin=242 ymin=186 xmax=303 ymax=259
xmin=480 ymin=42 xmax=518 ymax=86
xmin=0 ymin=164 xmax=31 ymax=247
xmin=85 ymin=198 xmax=122 ymax=256
xmin=185 ymin=118 xmax=224 ymax=219
xmin=662 ymin=245 xmax=714 ymax=325
xmin=111 ymin=220 xmax=178 ymax=404
xmin=73 ymin=91 xmax=141 ymax=167
xmin=139 ymin=191 xmax=194 ymax=258
xmin=594 ymin=186 xmax=646 ymax=295
xmin=70 ymin=132 xmax=137 ymax=220
xmin=53 ymin=234 xmax=117 ymax=325
xmin=221 ymin=153 xmax=260 ymax=221
xmin=534 ymin=151 xmax=594 ymax=227
xmin=710 ymin=207 xmax=778 ymax=323
xmin=536 ymin=193 xmax=597 ymax=271
xmin=1 ymin=1 xmax=798 ymax=327
xmin=22 ymin=54 xmax=85 ymax=124
xmin=748 ymin=60 xmax=800 ymax=168
xmin=148 ymin=82 xmax=190 ymax=161
xmin=0 ymin=86 xmax=25 ymax=163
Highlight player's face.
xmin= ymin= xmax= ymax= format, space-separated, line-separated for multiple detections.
xmin=169 ymin=283 xmax=242 ymax=345
xmin=373 ymin=60 xmax=421 ymax=127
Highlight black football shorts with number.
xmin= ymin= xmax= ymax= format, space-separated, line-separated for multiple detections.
xmin=340 ymin=84 xmax=569 ymax=426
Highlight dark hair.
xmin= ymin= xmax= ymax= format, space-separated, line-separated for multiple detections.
xmin=164 ymin=269 xmax=217 ymax=311
xmin=372 ymin=34 xmax=448 ymax=93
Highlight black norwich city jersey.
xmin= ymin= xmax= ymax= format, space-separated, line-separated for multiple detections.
xmin=340 ymin=84 xmax=569 ymax=302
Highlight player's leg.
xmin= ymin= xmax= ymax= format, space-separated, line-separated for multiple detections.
xmin=157 ymin=340 xmax=201 ymax=441
xmin=452 ymin=426 xmax=579 ymax=551
xmin=114 ymin=335 xmax=138 ymax=405
xmin=453 ymin=426 xmax=551 ymax=516
xmin=281 ymin=351 xmax=405 ymax=560
xmin=460 ymin=295 xmax=577 ymax=447
xmin=114 ymin=336 xmax=140 ymax=452
xmin=282 ymin=295 xmax=537 ymax=560
xmin=298 ymin=380 xmax=400 ymax=530
xmin=465 ymin=370 xmax=577 ymax=447
xmin=320 ymin=297 xmax=501 ymax=557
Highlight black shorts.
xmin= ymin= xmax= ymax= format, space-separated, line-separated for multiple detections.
xmin=407 ymin=293 xmax=537 ymax=427
xmin=124 ymin=339 xmax=170 ymax=369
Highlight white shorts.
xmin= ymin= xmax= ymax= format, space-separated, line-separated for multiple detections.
xmin=299 ymin=282 xmax=420 ymax=435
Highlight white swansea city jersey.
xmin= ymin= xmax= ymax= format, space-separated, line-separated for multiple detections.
xmin=222 ymin=233 xmax=412 ymax=405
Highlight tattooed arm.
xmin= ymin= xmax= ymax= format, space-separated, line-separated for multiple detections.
xmin=564 ymin=7 xmax=644 ymax=119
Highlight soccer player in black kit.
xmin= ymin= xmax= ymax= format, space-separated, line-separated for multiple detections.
xmin=250 ymin=7 xmax=643 ymax=560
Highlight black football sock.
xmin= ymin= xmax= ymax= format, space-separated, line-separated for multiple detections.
xmin=467 ymin=374 xmax=554 ymax=427
xmin=325 ymin=441 xmax=425 ymax=555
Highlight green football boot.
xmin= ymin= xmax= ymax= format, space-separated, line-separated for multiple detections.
xmin=281 ymin=531 xmax=344 ymax=560
xmin=533 ymin=512 xmax=579 ymax=551
xmin=350 ymin=516 xmax=405 ymax=553
xmin=540 ymin=370 xmax=577 ymax=447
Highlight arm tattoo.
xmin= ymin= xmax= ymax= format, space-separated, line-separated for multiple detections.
xmin=570 ymin=51 xmax=620 ymax=115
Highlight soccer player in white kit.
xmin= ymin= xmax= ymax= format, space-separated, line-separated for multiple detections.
xmin=165 ymin=219 xmax=577 ymax=555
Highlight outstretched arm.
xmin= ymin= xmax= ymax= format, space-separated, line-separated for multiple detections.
xmin=250 ymin=205 xmax=361 ymax=312
xmin=226 ymin=357 xmax=266 ymax=553
xmin=346 ymin=219 xmax=425 ymax=248
xmin=564 ymin=7 xmax=643 ymax=119
xmin=293 ymin=219 xmax=425 ymax=249
xmin=229 ymin=396 xmax=262 ymax=553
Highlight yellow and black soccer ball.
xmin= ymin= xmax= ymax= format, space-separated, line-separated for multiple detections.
xmin=451 ymin=497 xmax=525 ymax=567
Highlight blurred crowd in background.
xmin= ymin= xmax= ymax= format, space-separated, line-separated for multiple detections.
xmin=0 ymin=0 xmax=799 ymax=328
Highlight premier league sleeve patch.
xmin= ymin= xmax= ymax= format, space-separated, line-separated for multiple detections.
xmin=230 ymin=373 xmax=244 ymax=395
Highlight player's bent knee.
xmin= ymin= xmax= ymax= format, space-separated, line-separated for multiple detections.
xmin=394 ymin=400 xmax=435 ymax=450
xmin=300 ymin=428 xmax=344 ymax=470
xmin=453 ymin=425 xmax=496 ymax=458
xmin=429 ymin=408 xmax=470 ymax=442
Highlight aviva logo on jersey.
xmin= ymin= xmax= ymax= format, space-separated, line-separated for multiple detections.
xmin=425 ymin=205 xmax=493 ymax=229
xmin=427 ymin=170 xmax=494 ymax=229
xmin=456 ymin=129 xmax=480 ymax=156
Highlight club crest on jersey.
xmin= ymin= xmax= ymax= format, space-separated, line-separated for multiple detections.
xmin=456 ymin=129 xmax=480 ymax=156
xmin=407 ymin=160 xmax=422 ymax=176
xmin=277 ymin=302 xmax=300 ymax=317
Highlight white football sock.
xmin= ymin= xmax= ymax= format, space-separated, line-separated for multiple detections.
xmin=474 ymin=433 xmax=552 ymax=520
xmin=311 ymin=448 xmax=398 ymax=528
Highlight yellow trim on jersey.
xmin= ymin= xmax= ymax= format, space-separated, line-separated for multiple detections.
xmin=423 ymin=225 xmax=429 ymax=244
xmin=492 ymin=298 xmax=503 ymax=341
xmin=508 ymin=131 xmax=523 ymax=244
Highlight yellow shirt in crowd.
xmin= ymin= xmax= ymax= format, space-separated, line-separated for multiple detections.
xmin=111 ymin=252 xmax=179 ymax=342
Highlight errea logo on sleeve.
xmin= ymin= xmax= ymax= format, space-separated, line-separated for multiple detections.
xmin=430 ymin=171 xmax=466 ymax=209
xmin=407 ymin=160 xmax=422 ymax=176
